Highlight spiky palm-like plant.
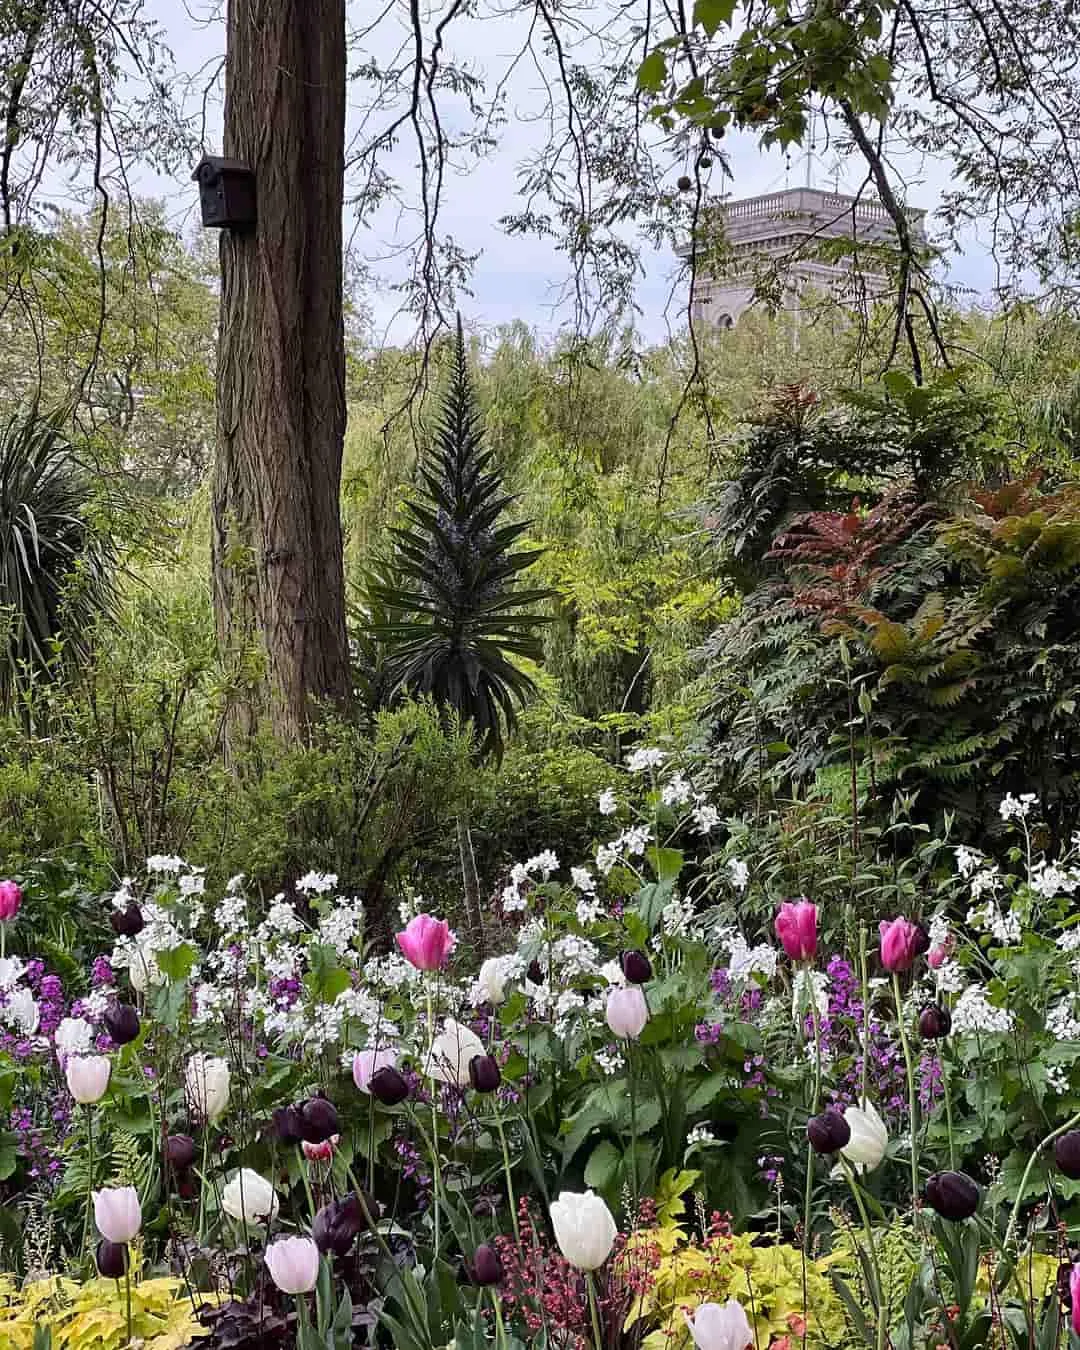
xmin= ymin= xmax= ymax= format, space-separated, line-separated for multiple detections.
xmin=0 ymin=409 xmax=115 ymax=711
xmin=371 ymin=320 xmax=552 ymax=946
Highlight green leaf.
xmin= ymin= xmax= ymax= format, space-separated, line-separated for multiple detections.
xmin=584 ymin=1140 xmax=621 ymax=1188
xmin=156 ymin=942 xmax=197 ymax=982
xmin=693 ymin=0 xmax=736 ymax=34
xmin=637 ymin=49 xmax=667 ymax=92
xmin=646 ymin=846 xmax=684 ymax=882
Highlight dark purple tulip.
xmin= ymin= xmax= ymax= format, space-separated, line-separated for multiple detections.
xmin=313 ymin=1193 xmax=363 ymax=1257
xmin=369 ymin=1066 xmax=410 ymax=1106
xmin=924 ymin=1171 xmax=979 ymax=1221
xmin=1055 ymin=1130 xmax=1080 ymax=1180
xmin=96 ymin=1239 xmax=128 ymax=1278
xmin=526 ymin=959 xmax=544 ymax=985
xmin=912 ymin=922 xmax=932 ymax=956
xmin=272 ymin=1104 xmax=304 ymax=1144
xmin=918 ymin=1004 xmax=952 ymax=1040
xmin=110 ymin=904 xmax=145 ymax=938
xmin=470 ymin=1243 xmax=504 ymax=1286
xmin=469 ymin=1055 xmax=502 ymax=1094
xmin=300 ymin=1095 xmax=340 ymax=1144
xmin=104 ymin=1003 xmax=141 ymax=1046
xmin=807 ymin=1110 xmax=851 ymax=1155
xmin=620 ymin=950 xmax=653 ymax=984
xmin=165 ymin=1133 xmax=196 ymax=1172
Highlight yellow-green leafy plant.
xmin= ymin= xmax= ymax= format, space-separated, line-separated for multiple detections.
xmin=0 ymin=1273 xmax=215 ymax=1350
xmin=624 ymin=1219 xmax=847 ymax=1349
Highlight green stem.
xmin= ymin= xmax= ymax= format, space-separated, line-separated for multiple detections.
xmin=81 ymin=1107 xmax=94 ymax=1269
xmin=367 ymin=1097 xmax=376 ymax=1193
xmin=892 ymin=972 xmax=920 ymax=1213
xmin=587 ymin=1271 xmax=605 ymax=1350
xmin=425 ymin=986 xmax=442 ymax=1260
xmin=841 ymin=1157 xmax=886 ymax=1350
xmin=492 ymin=1287 xmax=509 ymax=1349
xmin=1004 ymin=1108 xmax=1080 ymax=1251
xmin=802 ymin=987 xmax=823 ymax=1338
xmin=628 ymin=1042 xmax=639 ymax=1222
xmin=195 ymin=1127 xmax=210 ymax=1244
xmin=941 ymin=1045 xmax=956 ymax=1172
xmin=295 ymin=1290 xmax=310 ymax=1350
xmin=859 ymin=928 xmax=870 ymax=1106
xmin=493 ymin=1098 xmax=522 ymax=1250
xmin=124 ymin=1261 xmax=133 ymax=1346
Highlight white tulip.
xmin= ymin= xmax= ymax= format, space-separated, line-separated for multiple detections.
xmin=185 ymin=1053 xmax=231 ymax=1122
xmin=128 ymin=942 xmax=164 ymax=994
xmin=426 ymin=1018 xmax=486 ymax=1086
xmin=66 ymin=1055 xmax=112 ymax=1105
xmin=5 ymin=986 xmax=39 ymax=1035
xmin=685 ymin=1299 xmax=755 ymax=1350
xmin=475 ymin=956 xmax=510 ymax=1006
xmin=549 ymin=1190 xmax=617 ymax=1271
xmin=221 ymin=1168 xmax=279 ymax=1225
xmin=840 ymin=1099 xmax=889 ymax=1173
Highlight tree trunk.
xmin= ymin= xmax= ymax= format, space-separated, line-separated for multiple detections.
xmin=213 ymin=0 xmax=351 ymax=745
xmin=456 ymin=809 xmax=486 ymax=960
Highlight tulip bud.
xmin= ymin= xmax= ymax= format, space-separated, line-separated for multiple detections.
xmin=924 ymin=1170 xmax=979 ymax=1221
xmin=1055 ymin=1130 xmax=1080 ymax=1180
xmin=272 ymin=1104 xmax=304 ymax=1144
xmin=469 ymin=1054 xmax=502 ymax=1094
xmin=620 ymin=950 xmax=653 ymax=984
xmin=300 ymin=1095 xmax=340 ymax=1144
xmin=104 ymin=1003 xmax=141 ymax=1046
xmin=0 ymin=880 xmax=22 ymax=921
xmin=470 ymin=1243 xmax=504 ymax=1286
xmin=807 ymin=1109 xmax=851 ymax=1155
xmin=96 ymin=1239 xmax=128 ymax=1279
xmin=918 ymin=1003 xmax=952 ymax=1040
xmin=165 ymin=1133 xmax=196 ymax=1172
xmin=369 ymin=1066 xmax=410 ymax=1106
xmin=110 ymin=903 xmax=145 ymax=938
xmin=912 ymin=922 xmax=932 ymax=956
xmin=526 ymin=959 xmax=544 ymax=985
xmin=606 ymin=985 xmax=649 ymax=1040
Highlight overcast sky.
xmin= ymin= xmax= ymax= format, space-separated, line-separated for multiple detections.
xmin=144 ymin=0 xmax=999 ymax=345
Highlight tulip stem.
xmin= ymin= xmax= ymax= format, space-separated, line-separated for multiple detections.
xmin=196 ymin=1128 xmax=210 ymax=1244
xmin=124 ymin=1262 xmax=133 ymax=1346
xmin=859 ymin=928 xmax=869 ymax=1106
xmin=1004 ymin=1107 xmax=1080 ymax=1251
xmin=941 ymin=1045 xmax=956 ymax=1172
xmin=892 ymin=972 xmax=921 ymax=1215
xmin=586 ymin=1271 xmax=605 ymax=1350
xmin=841 ymin=1157 xmax=885 ymax=1350
xmin=627 ymin=1044 xmax=639 ymax=1223
xmin=802 ymin=990 xmax=822 ymax=1329
xmin=493 ymin=1098 xmax=521 ymax=1251
xmin=295 ymin=1291 xmax=310 ymax=1349
xmin=81 ymin=1106 xmax=93 ymax=1269
xmin=425 ymin=986 xmax=442 ymax=1260
xmin=491 ymin=1288 xmax=509 ymax=1349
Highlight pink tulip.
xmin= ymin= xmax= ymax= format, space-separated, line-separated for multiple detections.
xmin=774 ymin=900 xmax=818 ymax=962
xmin=879 ymin=917 xmax=922 ymax=973
xmin=265 ymin=1235 xmax=321 ymax=1294
xmin=353 ymin=1047 xmax=398 ymax=1092
xmin=0 ymin=880 xmax=22 ymax=921
xmin=396 ymin=914 xmax=455 ymax=971
xmin=1071 ymin=1264 xmax=1080 ymax=1335
xmin=928 ymin=934 xmax=954 ymax=970
xmin=302 ymin=1133 xmax=340 ymax=1162
xmin=606 ymin=986 xmax=649 ymax=1040
xmin=93 ymin=1186 xmax=142 ymax=1243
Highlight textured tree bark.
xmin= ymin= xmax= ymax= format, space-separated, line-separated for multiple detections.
xmin=213 ymin=0 xmax=351 ymax=745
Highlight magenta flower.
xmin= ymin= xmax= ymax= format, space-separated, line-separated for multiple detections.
xmin=396 ymin=914 xmax=455 ymax=971
xmin=774 ymin=900 xmax=818 ymax=962
xmin=0 ymin=880 xmax=22 ymax=921
xmin=1071 ymin=1264 xmax=1080 ymax=1335
xmin=879 ymin=917 xmax=922 ymax=973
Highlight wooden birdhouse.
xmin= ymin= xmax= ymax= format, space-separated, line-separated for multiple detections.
xmin=192 ymin=156 xmax=257 ymax=231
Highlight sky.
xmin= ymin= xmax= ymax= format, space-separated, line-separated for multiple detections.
xmin=141 ymin=0 xmax=1000 ymax=346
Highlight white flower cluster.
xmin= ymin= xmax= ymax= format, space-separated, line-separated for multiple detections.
xmin=686 ymin=1123 xmax=715 ymax=1148
xmin=726 ymin=857 xmax=749 ymax=892
xmin=625 ymin=747 xmax=666 ymax=773
xmin=297 ymin=871 xmax=338 ymax=894
xmin=501 ymin=851 xmax=560 ymax=912
xmin=1029 ymin=860 xmax=1080 ymax=900
xmin=1046 ymin=1001 xmax=1080 ymax=1042
xmin=792 ymin=968 xmax=829 ymax=1022
xmin=966 ymin=902 xmax=1021 ymax=946
xmin=716 ymin=928 xmax=778 ymax=981
xmin=661 ymin=773 xmax=693 ymax=807
xmin=596 ymin=825 xmax=651 ymax=876
xmin=999 ymin=792 xmax=1038 ymax=822
xmin=597 ymin=788 xmax=618 ymax=816
xmin=951 ymin=984 xmax=1013 ymax=1034
xmin=933 ymin=959 xmax=965 ymax=995
xmin=1046 ymin=1064 xmax=1070 ymax=1095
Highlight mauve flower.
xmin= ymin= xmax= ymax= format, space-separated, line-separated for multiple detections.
xmin=353 ymin=1048 xmax=398 ymax=1092
xmin=807 ymin=1110 xmax=850 ymax=1155
xmin=468 ymin=1054 xmax=502 ymax=1093
xmin=928 ymin=934 xmax=954 ymax=970
xmin=0 ymin=880 xmax=22 ymax=921
xmin=165 ymin=1134 xmax=196 ymax=1171
xmin=1071 ymin=1265 xmax=1080 ymax=1335
xmin=265 ymin=1235 xmax=320 ymax=1294
xmin=879 ymin=917 xmax=922 ymax=973
xmin=313 ymin=1192 xmax=365 ymax=1256
xmin=606 ymin=986 xmax=649 ymax=1040
xmin=470 ymin=1242 xmax=504 ymax=1286
xmin=918 ymin=1004 xmax=951 ymax=1040
xmin=774 ymin=900 xmax=817 ymax=962
xmin=396 ymin=914 xmax=455 ymax=971
xmin=369 ymin=1065 xmax=410 ymax=1105
xmin=549 ymin=1190 xmax=617 ymax=1270
xmin=93 ymin=1186 xmax=141 ymax=1243
xmin=103 ymin=1004 xmax=140 ymax=1046
xmin=66 ymin=1055 xmax=111 ymax=1105
xmin=273 ymin=1104 xmax=304 ymax=1143
xmin=299 ymin=1096 xmax=340 ymax=1144
xmin=620 ymin=950 xmax=653 ymax=984
xmin=96 ymin=1239 xmax=128 ymax=1278
xmin=685 ymin=1299 xmax=754 ymax=1350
